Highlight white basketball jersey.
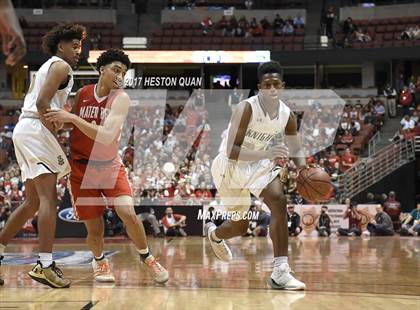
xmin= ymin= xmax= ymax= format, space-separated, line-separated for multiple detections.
xmin=21 ymin=56 xmax=73 ymax=119
xmin=219 ymin=94 xmax=290 ymax=157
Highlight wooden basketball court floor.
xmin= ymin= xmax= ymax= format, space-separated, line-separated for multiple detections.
xmin=0 ymin=236 xmax=419 ymax=309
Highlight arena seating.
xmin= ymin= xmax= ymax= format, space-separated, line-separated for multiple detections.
xmin=22 ymin=21 xmax=123 ymax=51
xmin=150 ymin=22 xmax=304 ymax=51
xmin=336 ymin=16 xmax=420 ymax=48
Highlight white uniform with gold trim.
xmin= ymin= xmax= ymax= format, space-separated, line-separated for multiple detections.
xmin=211 ymin=94 xmax=290 ymax=218
xmin=13 ymin=56 xmax=72 ymax=182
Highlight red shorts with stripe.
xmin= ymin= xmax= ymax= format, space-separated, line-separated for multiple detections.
xmin=69 ymin=159 xmax=132 ymax=220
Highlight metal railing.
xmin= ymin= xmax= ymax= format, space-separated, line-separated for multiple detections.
xmin=337 ymin=138 xmax=416 ymax=198
xmin=415 ymin=136 xmax=420 ymax=154
xmin=368 ymin=131 xmax=381 ymax=157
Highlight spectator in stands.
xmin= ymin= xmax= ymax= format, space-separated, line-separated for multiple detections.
xmin=218 ymin=15 xmax=229 ymax=31
xmin=341 ymin=130 xmax=353 ymax=146
xmin=244 ymin=0 xmax=253 ymax=9
xmin=282 ymin=21 xmax=294 ymax=35
xmin=324 ymin=7 xmax=335 ymax=39
xmin=338 ymin=117 xmax=351 ymax=136
xmin=353 ymin=27 xmax=369 ymax=42
xmin=201 ymin=16 xmax=213 ymax=35
xmin=400 ymin=86 xmax=414 ymax=116
xmin=287 ymin=205 xmax=301 ymax=236
xmin=315 ymin=205 xmax=332 ymax=237
xmin=415 ymin=76 xmax=420 ymax=105
xmin=383 ymin=191 xmax=402 ymax=231
xmin=350 ymin=120 xmax=361 ymax=136
xmin=104 ymin=208 xmax=124 ymax=237
xmin=384 ymin=84 xmax=397 ymax=118
xmin=366 ymin=205 xmax=394 ymax=236
xmin=400 ymin=203 xmax=420 ymax=236
xmin=260 ymin=16 xmax=271 ymax=30
xmin=228 ymin=87 xmax=243 ymax=112
xmin=79 ymin=30 xmax=91 ymax=65
xmin=247 ymin=201 xmax=270 ymax=237
xmin=342 ymin=17 xmax=356 ymax=39
xmin=273 ymin=14 xmax=284 ymax=30
xmin=250 ymin=18 xmax=264 ymax=37
xmin=137 ymin=207 xmax=164 ymax=237
xmin=411 ymin=110 xmax=418 ymax=124
xmin=340 ymin=148 xmax=357 ymax=173
xmin=337 ymin=200 xmax=362 ymax=236
xmin=401 ymin=25 xmax=420 ymax=40
xmin=293 ymin=13 xmax=305 ymax=28
xmin=402 ymin=114 xmax=416 ymax=130
xmin=253 ymin=201 xmax=270 ymax=237
xmin=374 ymin=100 xmax=386 ymax=118
xmin=161 ymin=207 xmax=187 ymax=237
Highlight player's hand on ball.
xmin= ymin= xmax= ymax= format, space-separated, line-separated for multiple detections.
xmin=45 ymin=109 xmax=74 ymax=123
xmin=267 ymin=145 xmax=289 ymax=160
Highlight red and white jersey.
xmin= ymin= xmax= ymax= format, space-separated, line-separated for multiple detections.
xmin=70 ymin=84 xmax=122 ymax=161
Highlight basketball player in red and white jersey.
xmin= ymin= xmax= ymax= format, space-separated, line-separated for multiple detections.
xmin=45 ymin=49 xmax=169 ymax=284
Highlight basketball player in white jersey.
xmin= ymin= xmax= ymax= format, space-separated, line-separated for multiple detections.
xmin=206 ymin=61 xmax=306 ymax=290
xmin=0 ymin=23 xmax=85 ymax=288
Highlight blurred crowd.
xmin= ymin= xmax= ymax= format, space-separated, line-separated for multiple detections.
xmin=200 ymin=13 xmax=304 ymax=37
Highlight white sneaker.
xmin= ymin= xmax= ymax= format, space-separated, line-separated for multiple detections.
xmin=92 ymin=258 xmax=115 ymax=283
xmin=268 ymin=263 xmax=306 ymax=290
xmin=204 ymin=222 xmax=232 ymax=262
xmin=363 ymin=230 xmax=371 ymax=236
xmin=144 ymin=256 xmax=169 ymax=284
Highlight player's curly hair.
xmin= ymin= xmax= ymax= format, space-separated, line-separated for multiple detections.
xmin=257 ymin=61 xmax=283 ymax=81
xmin=42 ymin=23 xmax=85 ymax=55
xmin=96 ymin=48 xmax=131 ymax=71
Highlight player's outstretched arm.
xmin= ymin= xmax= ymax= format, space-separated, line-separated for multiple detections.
xmin=0 ymin=0 xmax=26 ymax=65
xmin=44 ymin=90 xmax=129 ymax=145
xmin=36 ymin=61 xmax=70 ymax=133
xmin=226 ymin=101 xmax=288 ymax=161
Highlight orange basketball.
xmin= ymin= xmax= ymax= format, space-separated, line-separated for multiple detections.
xmin=296 ymin=167 xmax=332 ymax=202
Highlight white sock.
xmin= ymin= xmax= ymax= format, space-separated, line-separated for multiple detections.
xmin=137 ymin=247 xmax=149 ymax=255
xmin=94 ymin=253 xmax=105 ymax=261
xmin=273 ymin=256 xmax=288 ymax=268
xmin=211 ymin=230 xmax=222 ymax=242
xmin=39 ymin=253 xmax=53 ymax=267
xmin=0 ymin=244 xmax=6 ymax=255
xmin=137 ymin=247 xmax=151 ymax=260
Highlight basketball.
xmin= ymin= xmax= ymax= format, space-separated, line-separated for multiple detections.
xmin=296 ymin=167 xmax=332 ymax=202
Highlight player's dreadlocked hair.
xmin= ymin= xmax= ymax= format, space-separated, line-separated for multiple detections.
xmin=257 ymin=61 xmax=283 ymax=81
xmin=42 ymin=23 xmax=85 ymax=55
xmin=96 ymin=49 xmax=131 ymax=71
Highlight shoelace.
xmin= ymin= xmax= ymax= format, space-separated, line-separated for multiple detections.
xmin=50 ymin=262 xmax=64 ymax=278
xmin=272 ymin=265 xmax=293 ymax=279
xmin=147 ymin=258 xmax=165 ymax=274
xmin=97 ymin=262 xmax=110 ymax=274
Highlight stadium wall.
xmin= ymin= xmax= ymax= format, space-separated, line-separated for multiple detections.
xmin=340 ymin=3 xmax=420 ymax=21
xmin=16 ymin=8 xmax=116 ymax=23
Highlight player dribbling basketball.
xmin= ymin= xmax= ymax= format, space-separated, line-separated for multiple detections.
xmin=206 ymin=61 xmax=306 ymax=290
